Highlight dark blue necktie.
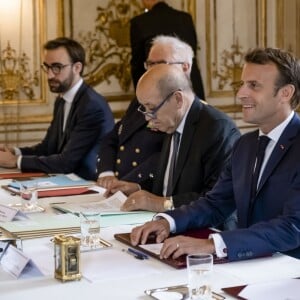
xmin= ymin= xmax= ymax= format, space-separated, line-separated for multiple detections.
xmin=251 ymin=135 xmax=270 ymax=198
xmin=166 ymin=131 xmax=180 ymax=196
xmin=56 ymin=97 xmax=65 ymax=148
xmin=248 ymin=135 xmax=270 ymax=225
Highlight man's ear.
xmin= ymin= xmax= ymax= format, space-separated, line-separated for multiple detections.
xmin=182 ymin=62 xmax=190 ymax=73
xmin=280 ymin=84 xmax=295 ymax=102
xmin=174 ymin=90 xmax=184 ymax=108
xmin=73 ymin=62 xmax=83 ymax=74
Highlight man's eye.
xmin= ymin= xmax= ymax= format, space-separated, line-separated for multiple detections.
xmin=248 ymin=82 xmax=260 ymax=89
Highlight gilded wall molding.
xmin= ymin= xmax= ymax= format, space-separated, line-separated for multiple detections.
xmin=66 ymin=0 xmax=142 ymax=93
xmin=205 ymin=0 xmax=269 ymax=99
xmin=0 ymin=0 xmax=47 ymax=105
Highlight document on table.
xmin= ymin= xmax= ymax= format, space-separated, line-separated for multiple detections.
xmin=52 ymin=191 xmax=147 ymax=216
xmin=239 ymin=278 xmax=299 ymax=300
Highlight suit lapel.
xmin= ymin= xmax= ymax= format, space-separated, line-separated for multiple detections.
xmin=172 ymin=99 xmax=201 ymax=192
xmin=57 ymin=82 xmax=87 ymax=152
xmin=152 ymin=134 xmax=172 ymax=194
xmin=257 ymin=114 xmax=300 ymax=193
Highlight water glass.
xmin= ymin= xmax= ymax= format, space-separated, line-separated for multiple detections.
xmin=186 ymin=253 xmax=213 ymax=300
xmin=20 ymin=185 xmax=39 ymax=211
xmin=80 ymin=212 xmax=101 ymax=248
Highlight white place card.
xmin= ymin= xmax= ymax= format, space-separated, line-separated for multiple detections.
xmin=0 ymin=244 xmax=43 ymax=279
xmin=0 ymin=204 xmax=28 ymax=222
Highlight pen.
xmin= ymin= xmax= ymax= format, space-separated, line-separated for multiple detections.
xmin=127 ymin=247 xmax=149 ymax=260
xmin=122 ymin=248 xmax=149 ymax=260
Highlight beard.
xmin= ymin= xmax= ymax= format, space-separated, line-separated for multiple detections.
xmin=48 ymin=72 xmax=74 ymax=93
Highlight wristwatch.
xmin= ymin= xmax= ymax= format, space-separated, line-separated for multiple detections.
xmin=163 ymin=197 xmax=174 ymax=211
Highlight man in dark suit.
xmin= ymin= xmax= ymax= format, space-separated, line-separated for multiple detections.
xmin=97 ymin=36 xmax=202 ymax=189
xmin=130 ymin=0 xmax=205 ymax=100
xmin=130 ymin=47 xmax=300 ymax=261
xmin=106 ymin=64 xmax=240 ymax=213
xmin=0 ymin=37 xmax=114 ymax=180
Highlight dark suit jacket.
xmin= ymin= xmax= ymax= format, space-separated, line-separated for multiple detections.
xmin=20 ymin=82 xmax=114 ymax=180
xmin=130 ymin=2 xmax=205 ymax=100
xmin=148 ymin=98 xmax=241 ymax=206
xmin=97 ymin=98 xmax=165 ymax=183
xmin=168 ymin=113 xmax=300 ymax=261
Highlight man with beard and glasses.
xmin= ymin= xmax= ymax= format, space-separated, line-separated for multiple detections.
xmin=0 ymin=37 xmax=114 ymax=180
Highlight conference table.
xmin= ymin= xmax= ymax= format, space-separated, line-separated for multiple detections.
xmin=0 ymin=176 xmax=300 ymax=300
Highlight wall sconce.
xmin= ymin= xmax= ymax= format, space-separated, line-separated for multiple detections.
xmin=0 ymin=0 xmax=40 ymax=102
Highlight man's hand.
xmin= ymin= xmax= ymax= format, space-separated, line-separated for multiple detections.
xmin=122 ymin=190 xmax=165 ymax=212
xmin=160 ymin=236 xmax=215 ymax=259
xmin=97 ymin=175 xmax=118 ymax=190
xmin=130 ymin=219 xmax=170 ymax=246
xmin=0 ymin=146 xmax=18 ymax=168
xmin=103 ymin=179 xmax=140 ymax=197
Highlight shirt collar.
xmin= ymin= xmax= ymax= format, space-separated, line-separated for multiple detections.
xmin=259 ymin=111 xmax=295 ymax=143
xmin=175 ymin=101 xmax=193 ymax=135
xmin=61 ymin=78 xmax=83 ymax=104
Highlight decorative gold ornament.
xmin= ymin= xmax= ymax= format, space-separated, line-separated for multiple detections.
xmin=79 ymin=0 xmax=142 ymax=92
xmin=0 ymin=41 xmax=39 ymax=100
xmin=212 ymin=38 xmax=244 ymax=94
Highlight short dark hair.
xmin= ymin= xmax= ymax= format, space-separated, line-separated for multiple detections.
xmin=44 ymin=37 xmax=85 ymax=76
xmin=244 ymin=47 xmax=300 ymax=109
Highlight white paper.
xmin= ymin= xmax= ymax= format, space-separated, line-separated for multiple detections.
xmin=239 ymin=278 xmax=300 ymax=300
xmin=140 ymin=243 xmax=163 ymax=255
xmin=88 ymin=185 xmax=106 ymax=194
xmin=0 ymin=204 xmax=28 ymax=222
xmin=51 ymin=191 xmax=130 ymax=215
xmin=0 ymin=244 xmax=43 ymax=278
xmin=81 ymin=248 xmax=160 ymax=282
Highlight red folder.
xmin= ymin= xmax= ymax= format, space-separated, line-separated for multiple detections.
xmin=1 ymin=185 xmax=97 ymax=198
xmin=0 ymin=172 xmax=46 ymax=179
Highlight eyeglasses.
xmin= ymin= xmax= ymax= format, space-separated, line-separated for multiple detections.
xmin=41 ymin=63 xmax=73 ymax=75
xmin=137 ymin=89 xmax=181 ymax=119
xmin=144 ymin=60 xmax=185 ymax=70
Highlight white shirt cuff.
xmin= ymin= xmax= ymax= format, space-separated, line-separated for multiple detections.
xmin=14 ymin=147 xmax=22 ymax=156
xmin=98 ymin=171 xmax=115 ymax=178
xmin=16 ymin=155 xmax=22 ymax=170
xmin=209 ymin=233 xmax=228 ymax=258
xmin=154 ymin=213 xmax=176 ymax=233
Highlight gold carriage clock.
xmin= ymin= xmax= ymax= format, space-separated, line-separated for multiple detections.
xmin=53 ymin=235 xmax=81 ymax=282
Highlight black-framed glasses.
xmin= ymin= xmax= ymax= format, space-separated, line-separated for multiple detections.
xmin=144 ymin=60 xmax=185 ymax=70
xmin=41 ymin=63 xmax=73 ymax=75
xmin=137 ymin=89 xmax=182 ymax=119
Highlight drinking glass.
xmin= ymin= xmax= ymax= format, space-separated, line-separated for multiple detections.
xmin=20 ymin=184 xmax=39 ymax=212
xmin=186 ymin=253 xmax=213 ymax=300
xmin=80 ymin=212 xmax=101 ymax=248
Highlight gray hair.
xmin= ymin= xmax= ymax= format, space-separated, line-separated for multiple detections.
xmin=151 ymin=35 xmax=194 ymax=72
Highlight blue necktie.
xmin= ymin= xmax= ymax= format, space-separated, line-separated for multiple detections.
xmin=248 ymin=135 xmax=270 ymax=225
xmin=251 ymin=135 xmax=270 ymax=198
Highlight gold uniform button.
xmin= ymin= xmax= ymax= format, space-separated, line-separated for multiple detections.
xmin=132 ymin=161 xmax=138 ymax=167
xmin=135 ymin=148 xmax=141 ymax=153
xmin=115 ymin=171 xmax=119 ymax=176
xmin=120 ymin=146 xmax=125 ymax=151
xmin=116 ymin=159 xmax=121 ymax=164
